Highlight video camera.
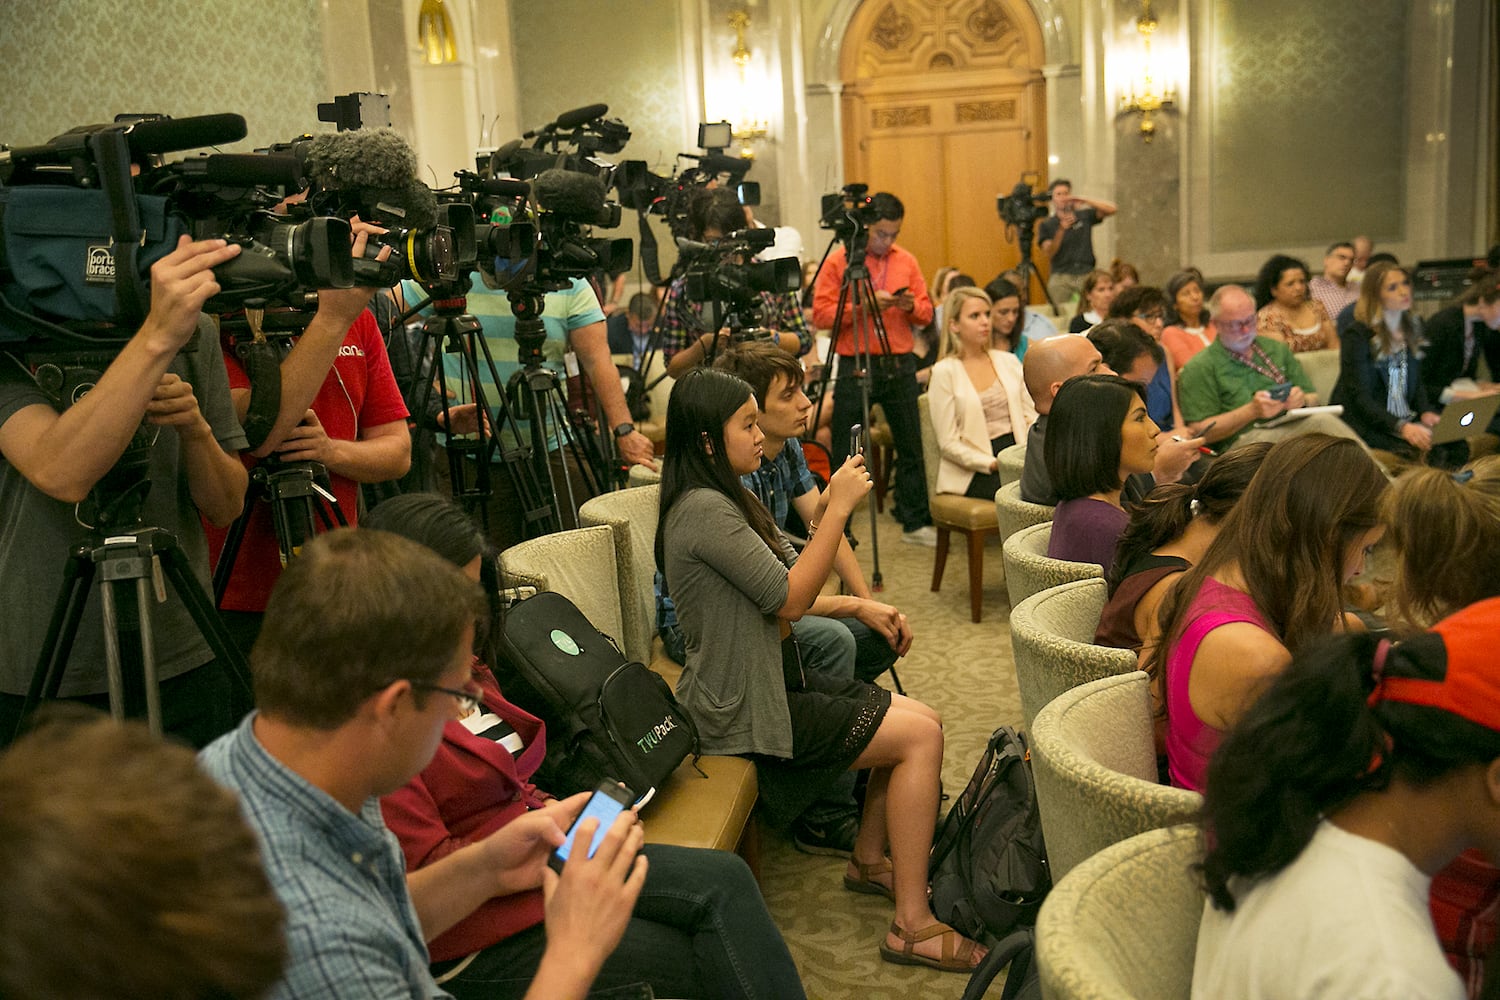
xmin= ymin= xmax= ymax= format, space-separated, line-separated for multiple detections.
xmin=997 ymin=173 xmax=1050 ymax=229
xmin=819 ymin=183 xmax=880 ymax=242
xmin=679 ymin=227 xmax=799 ymax=306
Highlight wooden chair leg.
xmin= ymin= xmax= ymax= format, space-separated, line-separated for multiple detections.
xmin=931 ymin=526 xmax=952 ymax=591
xmin=966 ymin=528 xmax=986 ymax=622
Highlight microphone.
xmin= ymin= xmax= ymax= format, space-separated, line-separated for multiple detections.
xmin=522 ymin=103 xmax=608 ymax=139
xmin=675 ymin=236 xmax=713 ymax=254
xmin=123 ymin=113 xmax=247 ymax=156
xmin=474 ymin=175 xmax=531 ymax=199
xmin=173 ymin=153 xmax=305 ymax=189
xmin=532 ymin=169 xmax=607 ymax=225
xmin=305 ymin=127 xmax=437 ymax=228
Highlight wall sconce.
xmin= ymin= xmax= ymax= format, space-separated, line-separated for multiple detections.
xmin=418 ymin=0 xmax=458 ymax=65
xmin=726 ymin=8 xmax=770 ymax=156
xmin=1117 ymin=0 xmax=1177 ymax=141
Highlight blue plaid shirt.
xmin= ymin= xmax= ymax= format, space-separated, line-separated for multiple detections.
xmin=655 ymin=439 xmax=818 ymax=629
xmin=200 ymin=715 xmax=447 ymax=1000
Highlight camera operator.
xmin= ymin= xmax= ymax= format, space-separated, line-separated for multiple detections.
xmin=208 ymin=210 xmax=412 ymax=660
xmin=0 ymin=235 xmax=249 ymax=748
xmin=661 ymin=187 xmax=810 ymax=378
xmin=1037 ymin=179 xmax=1117 ymax=306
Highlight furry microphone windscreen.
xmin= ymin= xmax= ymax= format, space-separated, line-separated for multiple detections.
xmin=306 ymin=128 xmax=437 ymax=229
xmin=532 ymin=168 xmax=608 ymax=225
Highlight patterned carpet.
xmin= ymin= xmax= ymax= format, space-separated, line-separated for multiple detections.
xmin=759 ymin=505 xmax=1023 ymax=1000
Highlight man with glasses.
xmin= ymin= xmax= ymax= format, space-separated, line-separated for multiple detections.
xmin=1309 ymin=242 xmax=1360 ymax=319
xmin=1179 ymin=285 xmax=1361 ymax=452
xmin=200 ymin=529 xmax=647 ymax=1000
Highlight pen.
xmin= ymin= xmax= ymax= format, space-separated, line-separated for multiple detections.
xmin=1171 ymin=434 xmax=1215 ymax=456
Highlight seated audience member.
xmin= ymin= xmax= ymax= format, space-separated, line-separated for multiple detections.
xmin=364 ymin=494 xmax=807 ymax=1000
xmin=928 ymin=287 xmax=1037 ymax=500
xmin=200 ymin=529 xmax=647 ymax=1000
xmin=1068 ymin=269 xmax=1115 ymax=333
xmin=606 ymin=291 xmax=658 ymax=369
xmin=1097 ymin=441 xmax=1270 ymax=655
xmin=0 ymin=710 xmax=285 ymax=1000
xmin=658 ymin=368 xmax=984 ymax=972
xmin=1349 ymin=234 xmax=1374 ymax=285
xmin=1109 ymin=285 xmax=1184 ymax=431
xmin=1382 ymin=459 xmax=1500 ymax=997
xmin=1337 ymin=251 xmax=1403 ymax=335
xmin=1193 ymin=599 xmax=1500 ymax=1000
xmin=662 ymin=187 xmax=809 ymax=377
xmin=1143 ymin=434 xmax=1387 ymax=792
xmin=1332 ymin=262 xmax=1463 ymax=469
xmin=986 ymin=276 xmax=1054 ymax=357
xmin=1308 ymin=241 xmax=1360 ymax=319
xmin=1020 ymin=336 xmax=1200 ymax=506
xmin=1178 ymin=285 xmax=1364 ymax=452
xmin=1162 ymin=269 xmax=1215 ymax=372
xmin=927 ymin=265 xmax=962 ymax=335
xmin=1090 ymin=316 xmax=1165 ymax=401
xmin=1043 ymin=374 xmax=1159 ymax=575
xmin=1253 ymin=254 xmax=1336 ymax=353
xmin=1109 ymin=258 xmax=1140 ymax=292
xmin=1420 ymin=271 xmax=1500 ymax=407
xmin=915 ymin=270 xmax=971 ymax=386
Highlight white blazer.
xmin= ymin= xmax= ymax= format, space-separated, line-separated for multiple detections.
xmin=928 ymin=351 xmax=1038 ymax=495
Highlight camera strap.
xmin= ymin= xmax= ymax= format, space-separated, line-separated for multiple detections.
xmin=88 ymin=129 xmax=150 ymax=329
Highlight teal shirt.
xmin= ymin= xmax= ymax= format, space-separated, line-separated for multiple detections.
xmin=401 ymin=275 xmax=604 ymax=454
xmin=1177 ymin=336 xmax=1313 ymax=449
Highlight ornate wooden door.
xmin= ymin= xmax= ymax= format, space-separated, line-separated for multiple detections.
xmin=840 ymin=0 xmax=1048 ymax=291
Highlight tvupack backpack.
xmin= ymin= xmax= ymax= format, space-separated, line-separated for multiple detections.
xmin=497 ymin=591 xmax=700 ymax=802
xmin=929 ymin=726 xmax=1052 ymax=943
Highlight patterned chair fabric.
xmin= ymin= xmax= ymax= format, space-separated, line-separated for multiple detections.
xmin=1009 ymin=578 xmax=1138 ymax=729
xmin=1030 ymin=671 xmax=1203 ymax=879
xmin=1002 ymin=521 xmax=1102 ymax=610
xmin=627 ymin=463 xmax=662 ymax=487
xmin=578 ymin=484 xmax=661 ymax=665
xmin=996 ymin=441 xmax=1028 ymax=486
xmin=498 ymin=525 xmax=626 ymax=648
xmin=1036 ymin=824 xmax=1206 ymax=1000
xmin=1297 ymin=347 xmax=1341 ymax=403
xmin=995 ymin=480 xmax=1054 ymax=544
xmin=917 ymin=394 xmax=998 ymax=622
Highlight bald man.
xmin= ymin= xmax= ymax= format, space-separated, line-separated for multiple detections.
xmin=1019 ymin=334 xmax=1202 ymax=505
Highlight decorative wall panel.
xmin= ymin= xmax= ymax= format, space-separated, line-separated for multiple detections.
xmin=845 ymin=0 xmax=1036 ymax=78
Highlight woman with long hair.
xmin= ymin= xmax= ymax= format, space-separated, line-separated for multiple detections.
xmin=655 ymin=369 xmax=984 ymax=973
xmin=1193 ymin=600 xmax=1500 ymax=999
xmin=1162 ymin=269 xmax=1215 ymax=371
xmin=1332 ymin=261 xmax=1462 ymax=468
xmin=366 ymin=493 xmax=808 ymax=1000
xmin=1381 ymin=458 xmax=1500 ymax=997
xmin=1043 ymin=374 xmax=1159 ymax=574
xmin=1068 ymin=269 xmax=1116 ymax=333
xmin=1253 ymin=254 xmax=1335 ymax=352
xmin=927 ymin=286 xmax=1037 ymax=499
xmin=1143 ymin=434 xmax=1388 ymax=791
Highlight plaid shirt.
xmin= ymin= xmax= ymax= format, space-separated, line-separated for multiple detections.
xmin=658 ymin=271 xmax=810 ymax=362
xmin=201 ymin=715 xmax=448 ymax=1000
xmin=1308 ymin=276 xmax=1358 ymax=323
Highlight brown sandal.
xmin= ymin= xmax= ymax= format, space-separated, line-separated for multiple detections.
xmin=842 ymin=857 xmax=895 ymax=901
xmin=878 ymin=920 xmax=982 ymax=973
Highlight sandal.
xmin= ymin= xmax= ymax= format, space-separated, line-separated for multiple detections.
xmin=843 ymin=857 xmax=895 ymax=901
xmin=878 ymin=920 xmax=982 ymax=973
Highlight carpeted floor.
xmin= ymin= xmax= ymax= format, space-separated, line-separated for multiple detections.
xmin=758 ymin=505 xmax=1023 ymax=1000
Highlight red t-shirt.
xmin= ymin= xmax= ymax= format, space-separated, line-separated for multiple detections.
xmin=207 ymin=310 xmax=409 ymax=611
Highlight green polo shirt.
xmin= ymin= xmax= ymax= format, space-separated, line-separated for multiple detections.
xmin=1177 ymin=336 xmax=1314 ymax=449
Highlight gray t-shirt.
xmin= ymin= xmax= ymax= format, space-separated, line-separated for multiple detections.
xmin=664 ymin=487 xmax=795 ymax=759
xmin=0 ymin=324 xmax=247 ymax=695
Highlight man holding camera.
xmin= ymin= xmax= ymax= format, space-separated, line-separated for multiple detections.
xmin=661 ymin=186 xmax=810 ymax=378
xmin=0 ymin=236 xmax=249 ymax=747
xmin=812 ymin=191 xmax=936 ymax=545
xmin=1037 ymin=179 xmax=1117 ymax=306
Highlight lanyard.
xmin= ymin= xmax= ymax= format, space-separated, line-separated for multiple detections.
xmin=1228 ymin=343 xmax=1287 ymax=384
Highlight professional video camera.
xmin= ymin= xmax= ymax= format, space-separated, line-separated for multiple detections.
xmin=819 ymin=183 xmax=880 ymax=242
xmin=616 ymin=122 xmax=759 ymax=240
xmin=997 ymin=173 xmax=1050 ymax=229
xmin=679 ymin=227 xmax=799 ymax=307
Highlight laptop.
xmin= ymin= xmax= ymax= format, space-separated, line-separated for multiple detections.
xmin=1429 ymin=393 xmax=1500 ymax=446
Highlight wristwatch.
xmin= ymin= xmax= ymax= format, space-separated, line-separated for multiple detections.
xmin=612 ymin=422 xmax=636 ymax=439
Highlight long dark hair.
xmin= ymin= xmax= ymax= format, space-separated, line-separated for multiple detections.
xmin=1045 ymin=374 xmax=1149 ymax=501
xmin=1107 ymin=441 xmax=1271 ymax=591
xmin=1252 ymin=254 xmax=1309 ymax=310
xmin=1165 ymin=269 xmax=1205 ymax=326
xmin=1144 ymin=435 xmax=1387 ymax=683
xmin=655 ymin=368 xmax=782 ymax=574
xmin=1199 ymin=627 xmax=1500 ymax=912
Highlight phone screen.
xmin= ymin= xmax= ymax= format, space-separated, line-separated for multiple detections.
xmin=553 ymin=788 xmax=629 ymax=865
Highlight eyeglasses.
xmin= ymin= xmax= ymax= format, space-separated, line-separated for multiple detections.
xmin=1217 ymin=315 xmax=1257 ymax=335
xmin=411 ymin=681 xmax=480 ymax=715
xmin=1134 ymin=310 xmax=1166 ymax=323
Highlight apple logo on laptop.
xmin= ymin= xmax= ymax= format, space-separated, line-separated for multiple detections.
xmin=1462 ymin=411 xmax=1476 ymax=427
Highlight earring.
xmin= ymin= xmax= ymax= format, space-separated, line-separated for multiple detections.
xmin=700 ymin=430 xmax=713 ymax=455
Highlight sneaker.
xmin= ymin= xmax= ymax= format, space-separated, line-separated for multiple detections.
xmin=792 ymin=813 xmax=860 ymax=856
xmin=901 ymin=525 xmax=938 ymax=547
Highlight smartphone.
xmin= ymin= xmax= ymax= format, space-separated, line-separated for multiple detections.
xmin=849 ymin=423 xmax=864 ymax=456
xmin=891 ymin=286 xmax=910 ymax=297
xmin=548 ymin=780 xmax=636 ymax=873
xmin=1268 ymin=382 xmax=1294 ymax=403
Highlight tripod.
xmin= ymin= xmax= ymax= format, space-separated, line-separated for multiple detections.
xmin=20 ymin=458 xmax=253 ymax=739
xmin=809 ymin=226 xmax=890 ymax=591
xmin=211 ymin=458 xmax=346 ymax=606
xmin=1011 ymin=215 xmax=1057 ymax=314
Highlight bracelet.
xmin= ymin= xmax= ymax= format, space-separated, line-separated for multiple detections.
xmin=806 ymin=520 xmax=820 ymax=536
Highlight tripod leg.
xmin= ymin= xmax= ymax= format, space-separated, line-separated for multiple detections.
xmin=17 ymin=553 xmax=96 ymax=742
xmin=160 ymin=543 xmax=254 ymax=706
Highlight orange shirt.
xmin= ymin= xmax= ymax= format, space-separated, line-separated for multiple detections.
xmin=812 ymin=243 xmax=933 ymax=356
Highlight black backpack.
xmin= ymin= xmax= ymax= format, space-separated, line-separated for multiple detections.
xmin=929 ymin=726 xmax=1052 ymax=943
xmin=497 ymin=591 xmax=700 ymax=801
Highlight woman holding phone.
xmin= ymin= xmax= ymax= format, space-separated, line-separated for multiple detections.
xmin=658 ymin=368 xmax=985 ymax=973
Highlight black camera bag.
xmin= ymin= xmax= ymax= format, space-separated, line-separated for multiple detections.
xmin=498 ymin=591 xmax=700 ymax=802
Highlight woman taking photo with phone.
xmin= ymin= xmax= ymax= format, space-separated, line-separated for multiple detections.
xmin=657 ymin=368 xmax=984 ymax=973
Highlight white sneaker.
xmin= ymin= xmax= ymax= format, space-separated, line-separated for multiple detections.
xmin=901 ymin=526 xmax=938 ymax=547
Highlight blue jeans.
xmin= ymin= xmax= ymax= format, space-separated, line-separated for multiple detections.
xmin=440 ymin=845 xmax=805 ymax=999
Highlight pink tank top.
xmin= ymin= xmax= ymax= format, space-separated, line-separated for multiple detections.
xmin=1164 ymin=577 xmax=1272 ymax=791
